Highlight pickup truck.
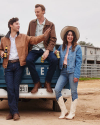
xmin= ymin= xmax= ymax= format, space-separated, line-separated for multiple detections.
xmin=0 ymin=35 xmax=71 ymax=111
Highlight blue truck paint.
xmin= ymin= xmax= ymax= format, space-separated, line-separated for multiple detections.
xmin=0 ymin=56 xmax=70 ymax=89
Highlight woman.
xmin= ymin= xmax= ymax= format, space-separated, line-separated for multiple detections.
xmin=54 ymin=26 xmax=82 ymax=120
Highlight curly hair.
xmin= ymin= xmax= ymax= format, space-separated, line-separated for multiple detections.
xmin=8 ymin=17 xmax=19 ymax=31
xmin=62 ymin=30 xmax=77 ymax=51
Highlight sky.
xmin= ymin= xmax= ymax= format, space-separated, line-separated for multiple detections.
xmin=0 ymin=0 xmax=100 ymax=47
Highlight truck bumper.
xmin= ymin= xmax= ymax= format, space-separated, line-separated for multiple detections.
xmin=0 ymin=88 xmax=71 ymax=99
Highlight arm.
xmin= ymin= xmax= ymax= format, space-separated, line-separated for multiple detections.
xmin=43 ymin=44 xmax=61 ymax=60
xmin=74 ymin=46 xmax=82 ymax=79
xmin=27 ymin=22 xmax=30 ymax=36
xmin=54 ymin=45 xmax=61 ymax=54
xmin=46 ymin=23 xmax=57 ymax=51
xmin=27 ymin=34 xmax=45 ymax=45
xmin=0 ymin=38 xmax=4 ymax=58
xmin=27 ymin=28 xmax=51 ymax=45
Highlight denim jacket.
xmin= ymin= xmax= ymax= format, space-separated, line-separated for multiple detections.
xmin=58 ymin=45 xmax=82 ymax=78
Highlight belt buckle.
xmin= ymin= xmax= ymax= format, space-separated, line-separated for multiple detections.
xmin=9 ymin=59 xmax=19 ymax=63
xmin=63 ymin=64 xmax=67 ymax=68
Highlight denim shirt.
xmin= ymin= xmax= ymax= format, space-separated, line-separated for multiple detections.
xmin=58 ymin=45 xmax=82 ymax=78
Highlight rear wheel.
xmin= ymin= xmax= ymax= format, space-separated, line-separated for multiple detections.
xmin=53 ymin=100 xmax=60 ymax=112
xmin=53 ymin=98 xmax=67 ymax=112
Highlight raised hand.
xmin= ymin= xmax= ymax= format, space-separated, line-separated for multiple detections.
xmin=43 ymin=28 xmax=51 ymax=38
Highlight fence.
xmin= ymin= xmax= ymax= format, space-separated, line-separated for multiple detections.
xmin=81 ymin=64 xmax=100 ymax=78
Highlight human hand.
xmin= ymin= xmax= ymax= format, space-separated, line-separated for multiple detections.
xmin=73 ymin=78 xmax=78 ymax=83
xmin=1 ymin=51 xmax=4 ymax=58
xmin=42 ymin=50 xmax=49 ymax=60
xmin=43 ymin=28 xmax=51 ymax=38
xmin=54 ymin=50 xmax=58 ymax=54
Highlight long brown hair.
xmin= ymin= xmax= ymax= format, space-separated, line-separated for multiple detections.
xmin=62 ymin=30 xmax=77 ymax=51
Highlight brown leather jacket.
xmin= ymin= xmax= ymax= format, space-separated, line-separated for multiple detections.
xmin=27 ymin=18 xmax=57 ymax=51
xmin=0 ymin=31 xmax=45 ymax=68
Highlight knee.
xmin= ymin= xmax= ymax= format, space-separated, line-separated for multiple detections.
xmin=52 ymin=57 xmax=58 ymax=64
xmin=7 ymin=87 xmax=14 ymax=95
xmin=55 ymin=87 xmax=60 ymax=95
xmin=26 ymin=55 xmax=33 ymax=64
xmin=71 ymin=91 xmax=78 ymax=101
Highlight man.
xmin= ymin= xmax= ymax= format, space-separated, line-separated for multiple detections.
xmin=0 ymin=17 xmax=50 ymax=120
xmin=26 ymin=4 xmax=58 ymax=93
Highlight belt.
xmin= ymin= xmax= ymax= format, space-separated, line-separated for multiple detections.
xmin=8 ymin=59 xmax=19 ymax=63
xmin=63 ymin=64 xmax=67 ymax=68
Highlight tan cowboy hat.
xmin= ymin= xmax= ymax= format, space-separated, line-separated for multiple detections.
xmin=60 ymin=26 xmax=80 ymax=41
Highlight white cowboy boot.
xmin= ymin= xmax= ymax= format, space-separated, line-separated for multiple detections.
xmin=58 ymin=96 xmax=68 ymax=119
xmin=66 ymin=99 xmax=77 ymax=120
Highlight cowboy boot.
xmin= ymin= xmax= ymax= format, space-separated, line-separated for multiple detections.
xmin=58 ymin=96 xmax=68 ymax=119
xmin=6 ymin=113 xmax=13 ymax=120
xmin=44 ymin=81 xmax=53 ymax=93
xmin=13 ymin=113 xmax=20 ymax=121
xmin=66 ymin=99 xmax=77 ymax=120
xmin=31 ymin=81 xmax=41 ymax=93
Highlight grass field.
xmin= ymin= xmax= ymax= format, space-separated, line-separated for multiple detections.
xmin=79 ymin=77 xmax=100 ymax=81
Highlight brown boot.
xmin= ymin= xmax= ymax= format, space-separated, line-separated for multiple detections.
xmin=44 ymin=82 xmax=53 ymax=93
xmin=6 ymin=113 xmax=13 ymax=120
xmin=31 ymin=81 xmax=41 ymax=93
xmin=13 ymin=113 xmax=20 ymax=121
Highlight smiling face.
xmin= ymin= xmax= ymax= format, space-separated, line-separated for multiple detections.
xmin=10 ymin=21 xmax=20 ymax=32
xmin=35 ymin=7 xmax=45 ymax=20
xmin=62 ymin=30 xmax=77 ymax=51
xmin=67 ymin=31 xmax=74 ymax=44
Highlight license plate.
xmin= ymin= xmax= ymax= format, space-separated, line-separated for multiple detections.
xmin=19 ymin=85 xmax=28 ymax=93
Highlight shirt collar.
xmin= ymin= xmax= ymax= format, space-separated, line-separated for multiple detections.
xmin=9 ymin=34 xmax=17 ymax=39
xmin=5 ymin=31 xmax=19 ymax=38
xmin=37 ymin=18 xmax=46 ymax=25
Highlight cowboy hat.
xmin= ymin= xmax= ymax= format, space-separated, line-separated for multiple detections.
xmin=60 ymin=26 xmax=80 ymax=41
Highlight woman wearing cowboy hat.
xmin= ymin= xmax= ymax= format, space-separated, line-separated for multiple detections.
xmin=54 ymin=26 xmax=82 ymax=120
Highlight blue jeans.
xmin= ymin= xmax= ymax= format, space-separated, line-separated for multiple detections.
xmin=5 ymin=62 xmax=23 ymax=115
xmin=55 ymin=68 xmax=78 ymax=101
xmin=26 ymin=49 xmax=58 ymax=83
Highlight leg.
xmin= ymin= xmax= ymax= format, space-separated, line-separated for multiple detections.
xmin=55 ymin=68 xmax=68 ymax=100
xmin=13 ymin=62 xmax=23 ymax=111
xmin=44 ymin=52 xmax=58 ymax=93
xmin=69 ymin=73 xmax=78 ymax=101
xmin=26 ymin=50 xmax=42 ymax=83
xmin=46 ymin=51 xmax=58 ymax=83
xmin=5 ymin=63 xmax=17 ymax=116
xmin=55 ymin=68 xmax=68 ymax=118
xmin=66 ymin=73 xmax=78 ymax=120
xmin=26 ymin=50 xmax=43 ymax=93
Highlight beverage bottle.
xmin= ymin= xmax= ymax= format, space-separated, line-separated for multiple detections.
xmin=56 ymin=51 xmax=60 ymax=58
xmin=4 ymin=46 xmax=8 ymax=59
xmin=41 ymin=55 xmax=44 ymax=63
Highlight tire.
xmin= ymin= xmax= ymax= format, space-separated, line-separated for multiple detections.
xmin=53 ymin=100 xmax=60 ymax=112
xmin=53 ymin=98 xmax=67 ymax=112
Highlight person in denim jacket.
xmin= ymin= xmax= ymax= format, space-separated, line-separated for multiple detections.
xmin=54 ymin=26 xmax=82 ymax=120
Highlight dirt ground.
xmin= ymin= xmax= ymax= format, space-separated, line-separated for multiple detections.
xmin=0 ymin=80 xmax=100 ymax=125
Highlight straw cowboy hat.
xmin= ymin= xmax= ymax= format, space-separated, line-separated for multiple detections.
xmin=60 ymin=26 xmax=80 ymax=41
